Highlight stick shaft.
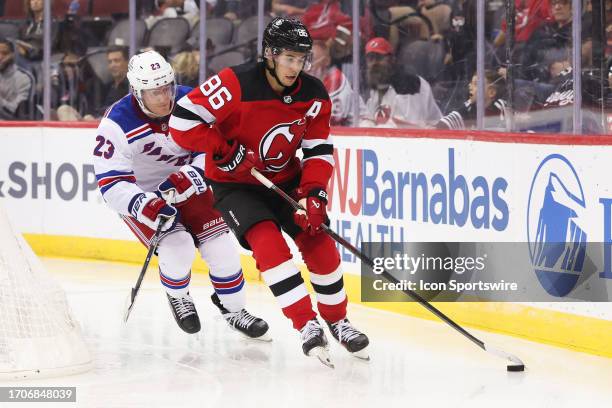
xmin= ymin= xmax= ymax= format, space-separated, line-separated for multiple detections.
xmin=124 ymin=221 xmax=164 ymax=322
xmin=250 ymin=168 xmax=485 ymax=350
xmin=124 ymin=191 xmax=175 ymax=322
xmin=132 ymin=221 xmax=164 ymax=301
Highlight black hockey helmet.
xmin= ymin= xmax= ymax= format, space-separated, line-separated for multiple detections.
xmin=262 ymin=17 xmax=313 ymax=56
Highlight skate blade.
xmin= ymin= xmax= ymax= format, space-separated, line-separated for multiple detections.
xmin=350 ymin=347 xmax=370 ymax=361
xmin=244 ymin=332 xmax=273 ymax=342
xmin=308 ymin=346 xmax=335 ymax=369
xmin=230 ymin=326 xmax=273 ymax=342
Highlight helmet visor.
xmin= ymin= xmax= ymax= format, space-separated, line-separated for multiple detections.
xmin=140 ymin=83 xmax=176 ymax=117
xmin=141 ymin=83 xmax=176 ymax=99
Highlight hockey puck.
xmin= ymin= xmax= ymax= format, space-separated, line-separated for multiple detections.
xmin=507 ymin=364 xmax=525 ymax=372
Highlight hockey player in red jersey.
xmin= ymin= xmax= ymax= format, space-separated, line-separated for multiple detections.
xmin=93 ymin=50 xmax=270 ymax=340
xmin=169 ymin=18 xmax=369 ymax=364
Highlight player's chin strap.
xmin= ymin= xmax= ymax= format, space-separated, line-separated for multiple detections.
xmin=265 ymin=59 xmax=287 ymax=91
xmin=264 ymin=47 xmax=295 ymax=91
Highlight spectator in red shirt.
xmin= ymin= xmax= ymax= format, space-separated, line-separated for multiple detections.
xmin=519 ymin=0 xmax=572 ymax=81
xmin=494 ymin=0 xmax=552 ymax=48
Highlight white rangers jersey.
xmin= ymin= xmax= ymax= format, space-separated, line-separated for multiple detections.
xmin=93 ymin=85 xmax=202 ymax=216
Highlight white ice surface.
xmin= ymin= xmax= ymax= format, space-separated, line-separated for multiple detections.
xmin=2 ymin=257 xmax=611 ymax=408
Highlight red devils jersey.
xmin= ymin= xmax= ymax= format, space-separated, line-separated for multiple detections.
xmin=169 ymin=62 xmax=333 ymax=193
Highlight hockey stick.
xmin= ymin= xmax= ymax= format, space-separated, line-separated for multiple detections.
xmin=123 ymin=221 xmax=164 ymax=323
xmin=124 ymin=192 xmax=175 ymax=323
xmin=250 ymin=168 xmax=525 ymax=371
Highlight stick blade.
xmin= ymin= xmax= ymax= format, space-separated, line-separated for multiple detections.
xmin=485 ymin=344 xmax=526 ymax=371
xmin=123 ymin=289 xmax=137 ymax=323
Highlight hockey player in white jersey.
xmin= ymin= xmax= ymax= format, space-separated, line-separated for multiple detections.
xmin=92 ymin=50 xmax=270 ymax=339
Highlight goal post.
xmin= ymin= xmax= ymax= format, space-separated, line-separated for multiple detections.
xmin=0 ymin=201 xmax=91 ymax=380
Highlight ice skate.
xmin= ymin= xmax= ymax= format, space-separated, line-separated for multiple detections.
xmin=166 ymin=292 xmax=201 ymax=334
xmin=327 ymin=318 xmax=370 ymax=360
xmin=211 ymin=293 xmax=271 ymax=341
xmin=300 ymin=319 xmax=334 ymax=368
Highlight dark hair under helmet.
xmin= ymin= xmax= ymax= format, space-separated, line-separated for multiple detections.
xmin=262 ymin=17 xmax=313 ymax=55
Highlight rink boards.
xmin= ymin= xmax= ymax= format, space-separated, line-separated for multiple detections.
xmin=0 ymin=122 xmax=611 ymax=358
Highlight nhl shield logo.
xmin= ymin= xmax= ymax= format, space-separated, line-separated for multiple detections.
xmin=283 ymin=95 xmax=292 ymax=104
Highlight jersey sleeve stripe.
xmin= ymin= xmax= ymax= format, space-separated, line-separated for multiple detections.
xmin=127 ymin=128 xmax=154 ymax=144
xmin=169 ymin=115 xmax=201 ymax=132
xmin=301 ymin=138 xmax=331 ymax=149
xmin=440 ymin=111 xmax=464 ymax=130
xmin=175 ymin=96 xmax=216 ymax=123
xmin=99 ymin=178 xmax=136 ymax=194
xmin=302 ymin=154 xmax=334 ymax=166
xmin=173 ymin=103 xmax=205 ymax=122
xmin=125 ymin=123 xmax=149 ymax=137
xmin=302 ymin=143 xmax=333 ymax=160
xmin=97 ymin=174 xmax=136 ymax=186
xmin=95 ymin=170 xmax=135 ymax=180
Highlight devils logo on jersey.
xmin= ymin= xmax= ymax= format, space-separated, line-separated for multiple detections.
xmin=259 ymin=119 xmax=307 ymax=172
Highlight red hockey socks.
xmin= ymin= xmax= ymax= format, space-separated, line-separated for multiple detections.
xmin=245 ymin=221 xmax=316 ymax=330
xmin=295 ymin=232 xmax=347 ymax=323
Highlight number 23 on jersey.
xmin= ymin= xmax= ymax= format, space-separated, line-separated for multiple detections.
xmin=93 ymin=135 xmax=115 ymax=159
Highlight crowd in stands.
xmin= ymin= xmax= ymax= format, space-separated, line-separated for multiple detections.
xmin=0 ymin=0 xmax=610 ymax=133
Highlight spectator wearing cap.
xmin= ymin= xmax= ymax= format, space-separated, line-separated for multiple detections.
xmin=361 ymin=37 xmax=442 ymax=128
xmin=0 ymin=38 xmax=32 ymax=120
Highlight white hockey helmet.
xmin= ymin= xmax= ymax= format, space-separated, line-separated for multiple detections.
xmin=127 ymin=50 xmax=176 ymax=117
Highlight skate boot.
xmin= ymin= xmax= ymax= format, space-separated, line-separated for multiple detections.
xmin=300 ymin=319 xmax=333 ymax=368
xmin=166 ymin=292 xmax=201 ymax=334
xmin=211 ymin=293 xmax=271 ymax=341
xmin=327 ymin=318 xmax=370 ymax=360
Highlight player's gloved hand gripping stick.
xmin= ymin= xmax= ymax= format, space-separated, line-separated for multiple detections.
xmin=293 ymin=187 xmax=328 ymax=235
xmin=250 ymin=168 xmax=525 ymax=372
xmin=124 ymin=191 xmax=176 ymax=323
xmin=211 ymin=136 xmax=265 ymax=180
